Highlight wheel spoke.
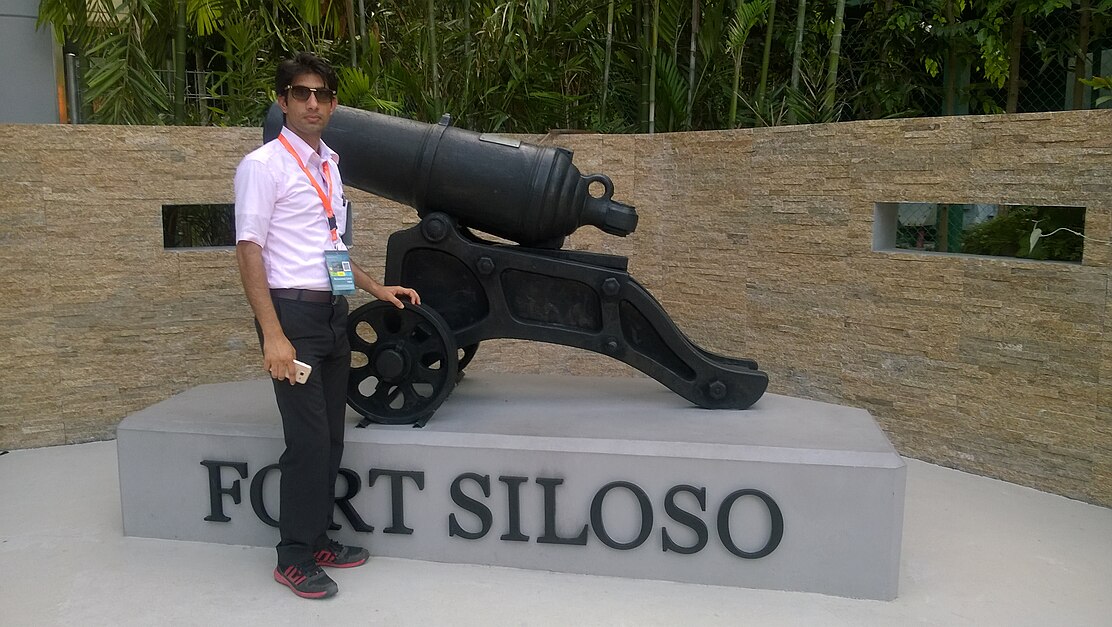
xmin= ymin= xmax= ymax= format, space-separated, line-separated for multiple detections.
xmin=369 ymin=380 xmax=393 ymax=403
xmin=386 ymin=385 xmax=404 ymax=408
xmin=412 ymin=363 xmax=445 ymax=385
xmin=350 ymin=336 xmax=377 ymax=353
xmin=405 ymin=324 xmax=428 ymax=345
xmin=367 ymin=321 xmax=399 ymax=343
xmin=400 ymin=384 xmax=421 ymax=410
xmin=409 ymin=321 xmax=434 ymax=343
xmin=412 ymin=334 xmax=446 ymax=356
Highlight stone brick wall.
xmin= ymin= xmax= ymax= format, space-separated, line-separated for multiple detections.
xmin=1 ymin=111 xmax=1108 ymax=506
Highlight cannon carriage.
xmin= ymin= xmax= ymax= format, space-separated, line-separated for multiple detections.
xmin=265 ymin=105 xmax=768 ymax=426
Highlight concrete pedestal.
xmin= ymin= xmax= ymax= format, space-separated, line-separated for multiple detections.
xmin=118 ymin=373 xmax=905 ymax=600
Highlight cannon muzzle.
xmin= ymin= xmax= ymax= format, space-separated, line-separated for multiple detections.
xmin=264 ymin=104 xmax=637 ymax=247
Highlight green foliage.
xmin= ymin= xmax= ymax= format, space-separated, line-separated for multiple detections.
xmin=38 ymin=0 xmax=1101 ymax=131
xmin=39 ymin=0 xmax=173 ymax=124
xmin=84 ymin=30 xmax=172 ymax=125
xmin=206 ymin=14 xmax=274 ymax=126
xmin=337 ymin=68 xmax=403 ymax=115
xmin=962 ymin=206 xmax=1084 ymax=262
xmin=785 ymin=60 xmax=848 ymax=124
xmin=740 ymin=83 xmax=789 ymax=127
xmin=725 ymin=0 xmax=770 ymax=127
xmin=1081 ymin=76 xmax=1112 ymax=106
xmin=847 ymin=1 xmax=940 ymax=119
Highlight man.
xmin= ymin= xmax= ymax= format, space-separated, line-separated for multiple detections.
xmin=234 ymin=52 xmax=420 ymax=599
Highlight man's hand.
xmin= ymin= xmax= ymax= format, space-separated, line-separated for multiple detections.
xmin=263 ymin=334 xmax=299 ymax=385
xmin=373 ymin=285 xmax=421 ymax=308
xmin=349 ymin=258 xmax=420 ymax=308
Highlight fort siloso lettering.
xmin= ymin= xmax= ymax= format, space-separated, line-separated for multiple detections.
xmin=200 ymin=461 xmax=784 ymax=559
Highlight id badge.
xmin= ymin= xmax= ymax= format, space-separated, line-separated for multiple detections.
xmin=324 ymin=249 xmax=356 ymax=295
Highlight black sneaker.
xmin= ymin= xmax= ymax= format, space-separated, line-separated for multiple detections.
xmin=314 ymin=540 xmax=369 ymax=568
xmin=273 ymin=560 xmax=338 ymax=599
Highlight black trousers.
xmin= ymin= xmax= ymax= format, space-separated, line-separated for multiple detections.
xmin=257 ymin=294 xmax=349 ymax=567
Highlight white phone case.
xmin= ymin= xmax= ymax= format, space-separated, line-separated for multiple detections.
xmin=292 ymin=359 xmax=312 ymax=384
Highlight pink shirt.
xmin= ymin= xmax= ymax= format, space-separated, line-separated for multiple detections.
xmin=234 ymin=127 xmax=348 ymax=291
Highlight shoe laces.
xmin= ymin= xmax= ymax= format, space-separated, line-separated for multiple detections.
xmin=292 ymin=558 xmax=325 ymax=577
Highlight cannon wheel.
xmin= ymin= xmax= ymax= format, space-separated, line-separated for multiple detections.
xmin=458 ymin=343 xmax=479 ymax=370
xmin=348 ymin=301 xmax=459 ymax=426
xmin=455 ymin=343 xmax=479 ymax=383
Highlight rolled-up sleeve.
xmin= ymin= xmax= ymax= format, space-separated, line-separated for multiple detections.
xmin=234 ymin=158 xmax=276 ymax=247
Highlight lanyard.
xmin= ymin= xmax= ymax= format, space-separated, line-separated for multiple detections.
xmin=278 ymin=133 xmax=339 ymax=245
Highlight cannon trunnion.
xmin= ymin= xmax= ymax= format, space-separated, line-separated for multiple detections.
xmin=263 ymin=105 xmax=768 ymax=426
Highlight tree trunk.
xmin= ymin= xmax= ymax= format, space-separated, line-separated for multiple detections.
xmin=944 ymin=0 xmax=956 ymax=115
xmin=758 ymin=0 xmax=777 ymax=102
xmin=195 ymin=47 xmax=207 ymax=125
xmin=823 ymin=0 xmax=845 ymax=113
xmin=1005 ymin=6 xmax=1024 ymax=114
xmin=358 ymin=0 xmax=368 ymax=60
xmin=602 ymin=0 xmax=615 ymax=123
xmin=345 ymin=0 xmax=357 ymax=67
xmin=174 ymin=0 xmax=186 ymax=124
xmin=937 ymin=205 xmax=949 ymax=253
xmin=788 ymin=0 xmax=806 ymax=124
xmin=649 ymin=0 xmax=660 ymax=134
xmin=687 ymin=0 xmax=699 ymax=129
xmin=729 ymin=48 xmax=745 ymax=127
xmin=428 ymin=0 xmax=439 ymax=110
xmin=464 ymin=0 xmax=472 ymax=100
xmin=1073 ymin=0 xmax=1091 ymax=109
xmin=638 ymin=0 xmax=649 ymax=131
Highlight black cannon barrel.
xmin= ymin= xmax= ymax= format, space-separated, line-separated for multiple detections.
xmin=264 ymin=104 xmax=638 ymax=247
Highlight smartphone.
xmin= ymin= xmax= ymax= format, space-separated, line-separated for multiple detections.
xmin=292 ymin=359 xmax=312 ymax=384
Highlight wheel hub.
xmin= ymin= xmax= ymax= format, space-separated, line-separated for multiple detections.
xmin=374 ymin=347 xmax=407 ymax=381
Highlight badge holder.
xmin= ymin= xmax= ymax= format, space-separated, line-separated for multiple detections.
xmin=324 ymin=249 xmax=356 ymax=295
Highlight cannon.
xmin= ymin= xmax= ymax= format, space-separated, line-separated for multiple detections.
xmin=265 ymin=104 xmax=768 ymax=426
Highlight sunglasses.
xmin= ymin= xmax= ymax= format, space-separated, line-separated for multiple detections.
xmin=285 ymin=85 xmax=335 ymax=103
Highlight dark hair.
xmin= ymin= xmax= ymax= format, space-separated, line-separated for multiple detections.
xmin=275 ymin=52 xmax=338 ymax=97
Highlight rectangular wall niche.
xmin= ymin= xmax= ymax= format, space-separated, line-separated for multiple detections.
xmin=162 ymin=204 xmax=235 ymax=248
xmin=873 ymin=202 xmax=1086 ymax=263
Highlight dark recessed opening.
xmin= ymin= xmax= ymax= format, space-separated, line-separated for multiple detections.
xmin=162 ymin=204 xmax=236 ymax=248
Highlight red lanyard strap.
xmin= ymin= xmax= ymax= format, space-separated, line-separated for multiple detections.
xmin=278 ymin=134 xmax=338 ymax=243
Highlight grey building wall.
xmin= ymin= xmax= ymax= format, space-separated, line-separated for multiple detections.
xmin=1 ymin=0 xmax=61 ymax=123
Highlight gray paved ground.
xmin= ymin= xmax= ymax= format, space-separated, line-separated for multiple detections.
xmin=1 ymin=440 xmax=1109 ymax=626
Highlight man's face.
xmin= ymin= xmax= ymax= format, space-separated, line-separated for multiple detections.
xmin=278 ymin=72 xmax=337 ymax=142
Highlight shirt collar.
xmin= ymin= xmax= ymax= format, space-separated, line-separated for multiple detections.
xmin=279 ymin=126 xmax=340 ymax=166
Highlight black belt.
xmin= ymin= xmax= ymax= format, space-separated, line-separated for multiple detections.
xmin=270 ymin=288 xmax=336 ymax=303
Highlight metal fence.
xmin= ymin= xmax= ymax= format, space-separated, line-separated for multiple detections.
xmin=835 ymin=4 xmax=1103 ymax=118
xmin=156 ymin=69 xmax=219 ymax=123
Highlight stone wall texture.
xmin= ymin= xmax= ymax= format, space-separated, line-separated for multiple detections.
xmin=1 ymin=111 xmax=1109 ymax=506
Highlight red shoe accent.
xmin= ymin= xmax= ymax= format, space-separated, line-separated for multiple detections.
xmin=273 ymin=568 xmax=329 ymax=599
xmin=282 ymin=565 xmax=307 ymax=585
xmin=328 ymin=557 xmax=366 ymax=568
xmin=315 ymin=550 xmax=367 ymax=568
